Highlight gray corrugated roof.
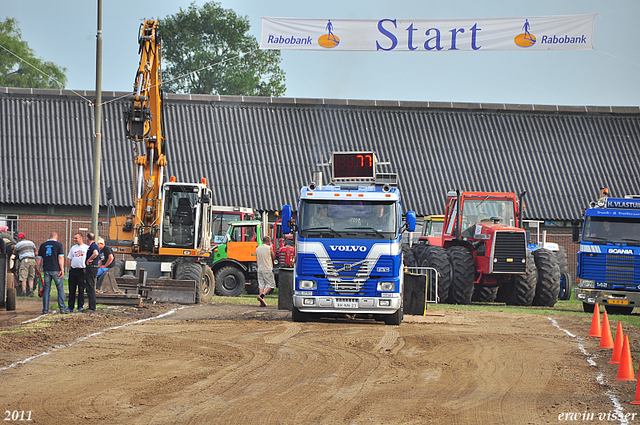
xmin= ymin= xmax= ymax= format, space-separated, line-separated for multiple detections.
xmin=1 ymin=87 xmax=639 ymax=220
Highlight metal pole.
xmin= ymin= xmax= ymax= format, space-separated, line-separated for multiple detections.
xmin=91 ymin=0 xmax=103 ymax=236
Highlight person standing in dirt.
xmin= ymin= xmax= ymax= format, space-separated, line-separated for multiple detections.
xmin=66 ymin=233 xmax=87 ymax=312
xmin=37 ymin=232 xmax=66 ymax=314
xmin=84 ymin=232 xmax=100 ymax=312
xmin=256 ymin=236 xmax=276 ymax=307
xmin=14 ymin=232 xmax=37 ymax=297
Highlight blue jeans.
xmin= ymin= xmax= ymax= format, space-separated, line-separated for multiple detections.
xmin=42 ymin=270 xmax=65 ymax=313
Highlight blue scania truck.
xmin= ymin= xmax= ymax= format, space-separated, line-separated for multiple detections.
xmin=574 ymin=190 xmax=640 ymax=315
xmin=281 ymin=152 xmax=416 ymax=325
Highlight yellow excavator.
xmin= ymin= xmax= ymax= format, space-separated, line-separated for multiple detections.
xmin=107 ymin=20 xmax=214 ymax=303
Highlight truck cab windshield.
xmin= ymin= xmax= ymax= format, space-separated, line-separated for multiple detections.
xmin=583 ymin=216 xmax=640 ymax=245
xmin=299 ymin=200 xmax=397 ymax=239
xmin=460 ymin=199 xmax=515 ymax=237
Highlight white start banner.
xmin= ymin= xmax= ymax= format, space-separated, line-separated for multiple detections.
xmin=260 ymin=14 xmax=596 ymax=51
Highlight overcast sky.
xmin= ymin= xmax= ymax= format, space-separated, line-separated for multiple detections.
xmin=2 ymin=0 xmax=639 ymax=106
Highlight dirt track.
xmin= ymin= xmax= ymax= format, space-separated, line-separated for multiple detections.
xmin=1 ymin=299 xmax=639 ymax=424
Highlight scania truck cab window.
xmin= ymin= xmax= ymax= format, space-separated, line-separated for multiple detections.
xmin=282 ymin=152 xmax=415 ymax=326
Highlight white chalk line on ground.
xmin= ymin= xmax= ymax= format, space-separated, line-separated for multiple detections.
xmin=548 ymin=317 xmax=629 ymax=425
xmin=0 ymin=306 xmax=190 ymax=373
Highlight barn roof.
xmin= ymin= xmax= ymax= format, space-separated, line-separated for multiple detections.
xmin=1 ymin=87 xmax=639 ymax=220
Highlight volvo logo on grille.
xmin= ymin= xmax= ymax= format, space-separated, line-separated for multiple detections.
xmin=329 ymin=245 xmax=367 ymax=252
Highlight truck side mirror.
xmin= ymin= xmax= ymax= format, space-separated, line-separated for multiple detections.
xmin=282 ymin=205 xmax=292 ymax=234
xmin=572 ymin=220 xmax=581 ymax=243
xmin=405 ymin=211 xmax=416 ymax=232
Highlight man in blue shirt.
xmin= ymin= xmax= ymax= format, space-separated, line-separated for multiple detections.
xmin=36 ymin=232 xmax=66 ymax=314
xmin=84 ymin=232 xmax=100 ymax=312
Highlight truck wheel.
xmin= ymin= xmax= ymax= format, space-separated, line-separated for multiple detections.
xmin=417 ymin=246 xmax=452 ymax=303
xmin=473 ymin=285 xmax=498 ymax=303
xmin=447 ymin=246 xmax=475 ymax=305
xmin=175 ymin=262 xmax=203 ymax=303
xmin=532 ymin=249 xmax=560 ymax=307
xmin=605 ymin=305 xmax=634 ymax=315
xmin=583 ymin=302 xmax=595 ymax=313
xmin=504 ymin=251 xmax=536 ymax=306
xmin=384 ymin=308 xmax=403 ymax=325
xmin=215 ymin=266 xmax=245 ymax=297
xmin=6 ymin=287 xmax=16 ymax=311
xmin=558 ymin=272 xmax=573 ymax=301
xmin=200 ymin=266 xmax=215 ymax=303
xmin=292 ymin=306 xmax=308 ymax=322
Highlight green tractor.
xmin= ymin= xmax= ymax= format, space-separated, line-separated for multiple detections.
xmin=208 ymin=220 xmax=264 ymax=296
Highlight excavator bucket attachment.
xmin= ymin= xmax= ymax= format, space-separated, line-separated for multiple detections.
xmin=115 ymin=269 xmax=197 ymax=304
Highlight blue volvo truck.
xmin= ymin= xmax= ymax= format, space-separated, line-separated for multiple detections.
xmin=574 ymin=190 xmax=640 ymax=315
xmin=281 ymin=152 xmax=416 ymax=325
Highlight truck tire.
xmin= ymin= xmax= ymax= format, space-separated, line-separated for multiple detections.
xmin=447 ymin=246 xmax=475 ymax=305
xmin=532 ymin=249 xmax=561 ymax=307
xmin=215 ymin=266 xmax=245 ymax=297
xmin=416 ymin=246 xmax=451 ymax=303
xmin=473 ymin=285 xmax=498 ymax=303
xmin=175 ymin=262 xmax=203 ymax=304
xmin=583 ymin=302 xmax=595 ymax=313
xmin=384 ymin=307 xmax=403 ymax=325
xmin=200 ymin=266 xmax=215 ymax=303
xmin=6 ymin=286 xmax=16 ymax=311
xmin=292 ymin=306 xmax=308 ymax=322
xmin=503 ymin=251 xmax=536 ymax=306
xmin=605 ymin=305 xmax=634 ymax=315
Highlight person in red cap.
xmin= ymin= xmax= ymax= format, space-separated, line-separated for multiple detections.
xmin=14 ymin=232 xmax=37 ymax=297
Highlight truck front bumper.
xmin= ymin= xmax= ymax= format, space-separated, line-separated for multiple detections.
xmin=293 ymin=293 xmax=401 ymax=315
xmin=574 ymin=288 xmax=640 ymax=309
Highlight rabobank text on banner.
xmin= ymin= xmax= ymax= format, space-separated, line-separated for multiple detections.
xmin=260 ymin=15 xmax=596 ymax=51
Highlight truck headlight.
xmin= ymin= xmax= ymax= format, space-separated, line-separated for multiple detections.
xmin=578 ymin=279 xmax=595 ymax=289
xmin=299 ymin=280 xmax=316 ymax=290
xmin=377 ymin=281 xmax=395 ymax=291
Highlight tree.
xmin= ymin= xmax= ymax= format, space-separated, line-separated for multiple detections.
xmin=0 ymin=18 xmax=67 ymax=89
xmin=159 ymin=1 xmax=285 ymax=96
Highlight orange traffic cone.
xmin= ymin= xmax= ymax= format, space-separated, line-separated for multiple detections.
xmin=609 ymin=322 xmax=624 ymax=364
xmin=599 ymin=311 xmax=614 ymax=349
xmin=587 ymin=303 xmax=601 ymax=337
xmin=614 ymin=336 xmax=636 ymax=381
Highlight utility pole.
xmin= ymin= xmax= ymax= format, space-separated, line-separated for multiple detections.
xmin=91 ymin=0 xmax=103 ymax=236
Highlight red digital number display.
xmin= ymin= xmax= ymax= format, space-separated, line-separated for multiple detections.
xmin=333 ymin=153 xmax=374 ymax=178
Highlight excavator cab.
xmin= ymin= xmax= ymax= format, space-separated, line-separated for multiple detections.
xmin=160 ymin=182 xmax=212 ymax=253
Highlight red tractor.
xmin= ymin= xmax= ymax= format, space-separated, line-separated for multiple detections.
xmin=412 ymin=190 xmax=560 ymax=306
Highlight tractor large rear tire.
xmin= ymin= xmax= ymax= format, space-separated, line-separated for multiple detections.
xmin=402 ymin=244 xmax=416 ymax=268
xmin=174 ymin=262 xmax=203 ymax=304
xmin=473 ymin=285 xmax=498 ymax=303
xmin=215 ymin=266 xmax=245 ymax=297
xmin=532 ymin=249 xmax=561 ymax=307
xmin=447 ymin=246 xmax=475 ymax=305
xmin=503 ymin=251 xmax=536 ymax=306
xmin=416 ymin=246 xmax=451 ymax=303
xmin=556 ymin=247 xmax=572 ymax=300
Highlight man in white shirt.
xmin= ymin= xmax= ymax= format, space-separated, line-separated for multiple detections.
xmin=66 ymin=233 xmax=88 ymax=312
xmin=256 ymin=236 xmax=275 ymax=307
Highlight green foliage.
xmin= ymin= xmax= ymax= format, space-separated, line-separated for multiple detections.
xmin=159 ymin=1 xmax=285 ymax=96
xmin=0 ymin=18 xmax=67 ymax=89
